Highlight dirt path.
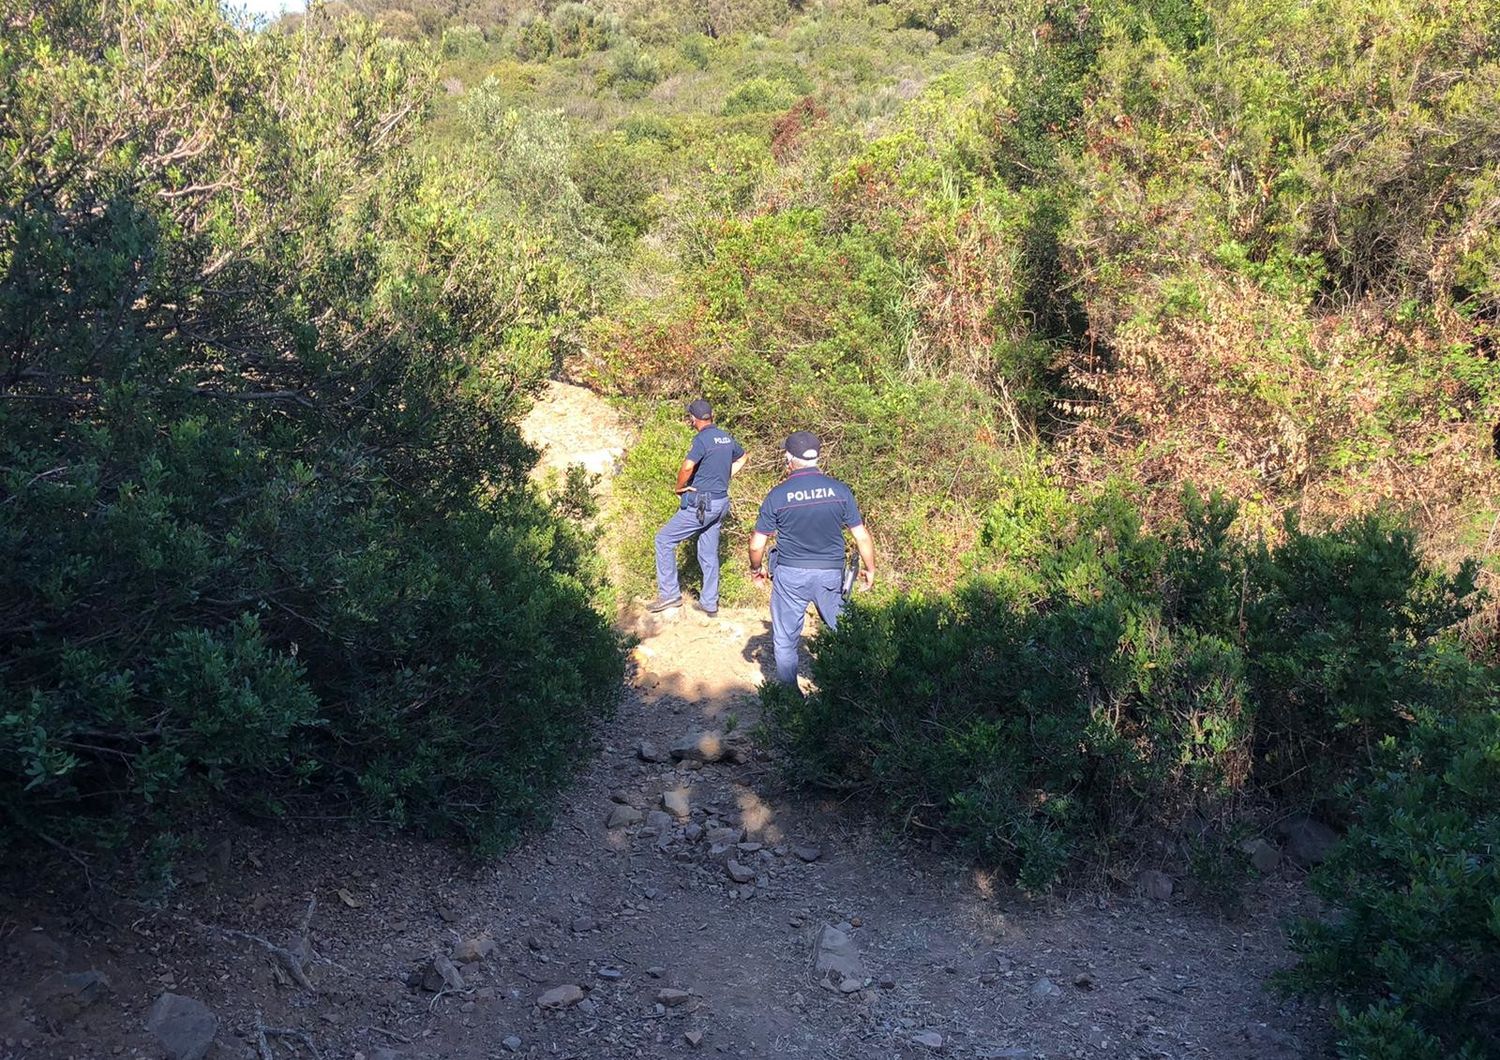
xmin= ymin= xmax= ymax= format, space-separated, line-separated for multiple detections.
xmin=0 ymin=384 xmax=1329 ymax=1059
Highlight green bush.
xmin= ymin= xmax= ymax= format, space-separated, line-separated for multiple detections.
xmin=598 ymin=38 xmax=663 ymax=99
xmin=550 ymin=3 xmax=618 ymax=57
xmin=766 ymin=484 xmax=1488 ymax=891
xmin=0 ymin=0 xmax=621 ymax=865
xmin=1283 ymin=705 xmax=1500 ymax=1059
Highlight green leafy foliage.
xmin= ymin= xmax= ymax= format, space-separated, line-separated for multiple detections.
xmin=0 ymin=0 xmax=621 ymax=863
xmin=767 ymin=485 xmax=1488 ymax=893
xmin=1283 ymin=705 xmax=1500 ymax=1059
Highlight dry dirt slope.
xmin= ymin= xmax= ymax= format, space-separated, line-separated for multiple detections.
xmin=0 ymin=383 xmax=1329 ymax=1060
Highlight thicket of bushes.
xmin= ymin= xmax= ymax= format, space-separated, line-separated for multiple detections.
xmin=0 ymin=0 xmax=621 ymax=867
xmin=767 ymin=486 xmax=1497 ymax=1053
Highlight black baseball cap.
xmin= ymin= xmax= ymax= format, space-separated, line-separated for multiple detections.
xmin=686 ymin=398 xmax=713 ymax=419
xmin=783 ymin=431 xmax=820 ymax=460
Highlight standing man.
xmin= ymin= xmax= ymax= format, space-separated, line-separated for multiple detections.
xmin=648 ymin=399 xmax=746 ymax=615
xmin=748 ymin=431 xmax=875 ymax=686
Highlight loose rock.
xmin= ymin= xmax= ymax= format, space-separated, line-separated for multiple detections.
xmin=637 ymin=740 xmax=668 ymax=763
xmin=684 ymin=1028 xmax=704 ymax=1047
xmin=451 ymin=935 xmax=496 ymax=963
xmin=1277 ymin=816 xmax=1338 ymax=867
xmin=725 ymin=859 xmax=755 ymax=884
xmin=537 ymin=984 xmax=586 ymax=1009
xmin=814 ymin=924 xmax=866 ymax=981
xmin=913 ymin=1030 xmax=944 ymax=1049
xmin=793 ymin=845 xmax=822 ymax=863
xmin=1241 ymin=837 xmax=1281 ymax=873
xmin=1137 ymin=869 xmax=1174 ymax=902
xmin=657 ymin=987 xmax=692 ymax=1007
xmin=606 ymin=804 xmax=644 ymax=829
xmin=663 ymin=790 xmax=690 ymax=818
xmin=1031 ymin=977 xmax=1062 ymax=1001
xmin=146 ymin=993 xmax=218 ymax=1060
xmin=502 ymin=1035 xmax=522 ymax=1053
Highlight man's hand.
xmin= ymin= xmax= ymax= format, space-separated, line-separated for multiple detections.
xmin=859 ymin=567 xmax=875 ymax=590
xmin=750 ymin=567 xmax=768 ymax=587
xmin=674 ymin=485 xmax=698 ymax=496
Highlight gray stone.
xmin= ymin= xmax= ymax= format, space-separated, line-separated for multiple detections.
xmin=1031 ymin=977 xmax=1062 ymax=1001
xmin=707 ymin=826 xmax=744 ymax=853
xmin=657 ymin=987 xmax=692 ymax=1007
xmin=670 ymin=731 xmax=748 ymax=764
xmin=813 ymin=924 xmax=866 ymax=981
xmin=637 ymin=740 xmax=668 ymax=763
xmin=1277 ymin=816 xmax=1338 ymax=867
xmin=501 ymin=1036 xmax=522 ymax=1053
xmin=793 ymin=845 xmax=822 ymax=863
xmin=146 ymin=993 xmax=218 ymax=1060
xmin=451 ymin=935 xmax=496 ymax=963
xmin=1241 ymin=837 xmax=1281 ymax=873
xmin=570 ymin=916 xmax=597 ymax=934
xmin=646 ymin=810 xmax=673 ymax=831
xmin=32 ymin=970 xmax=111 ymax=1020
xmin=538 ymin=984 xmax=585 ymax=1009
xmin=684 ymin=822 xmax=704 ymax=843
xmin=837 ymin=976 xmax=863 ymax=993
xmin=431 ymin=954 xmax=465 ymax=991
xmin=913 ymin=1030 xmax=944 ymax=1049
xmin=726 ymin=860 xmax=755 ymax=884
xmin=663 ymin=790 xmax=690 ymax=818
xmin=606 ymin=804 xmax=644 ymax=829
xmin=684 ymin=1029 xmax=704 ymax=1047
xmin=1137 ymin=869 xmax=1174 ymax=902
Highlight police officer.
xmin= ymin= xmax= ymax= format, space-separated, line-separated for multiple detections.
xmin=747 ymin=431 xmax=875 ymax=685
xmin=647 ymin=399 xmax=746 ymax=615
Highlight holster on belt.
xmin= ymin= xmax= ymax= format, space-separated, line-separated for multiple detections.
xmin=694 ymin=491 xmax=707 ymax=526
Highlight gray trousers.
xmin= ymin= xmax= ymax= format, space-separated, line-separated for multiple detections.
xmin=770 ymin=565 xmax=845 ymax=685
xmin=654 ymin=496 xmax=730 ymax=609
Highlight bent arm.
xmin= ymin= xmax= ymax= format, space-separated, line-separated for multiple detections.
xmin=849 ymin=523 xmax=876 ymax=588
xmin=730 ymin=453 xmax=747 ymax=477
xmin=748 ymin=530 xmax=771 ymax=572
xmin=675 ymin=459 xmax=698 ymax=494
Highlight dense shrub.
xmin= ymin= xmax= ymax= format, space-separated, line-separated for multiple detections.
xmin=766 ymin=484 xmax=1489 ymax=891
xmin=0 ymin=0 xmax=621 ymax=863
xmin=1283 ymin=706 xmax=1500 ymax=1059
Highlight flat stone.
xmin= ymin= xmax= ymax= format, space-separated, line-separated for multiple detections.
xmin=663 ymin=791 xmax=691 ymax=818
xmin=570 ymin=916 xmax=597 ymax=934
xmin=657 ymin=987 xmax=692 ymax=1007
xmin=726 ymin=860 xmax=755 ymax=884
xmin=684 ymin=1029 xmax=704 ymax=1047
xmin=432 ymin=954 xmax=465 ymax=991
xmin=1241 ymin=837 xmax=1281 ymax=873
xmin=684 ymin=823 xmax=704 ymax=842
xmin=502 ymin=1036 xmax=522 ymax=1052
xmin=707 ymin=826 xmax=744 ymax=852
xmin=537 ymin=984 xmax=585 ymax=1009
xmin=1277 ymin=816 xmax=1338 ymax=867
xmin=793 ymin=845 xmax=822 ymax=863
xmin=813 ymin=924 xmax=865 ymax=981
xmin=146 ymin=993 xmax=218 ymax=1060
xmin=837 ymin=976 xmax=862 ymax=993
xmin=1137 ymin=869 xmax=1174 ymax=902
xmin=913 ymin=1030 xmax=944 ymax=1049
xmin=1031 ymin=977 xmax=1062 ymax=1000
xmin=451 ymin=935 xmax=496 ymax=963
xmin=646 ymin=810 xmax=673 ymax=831
xmin=670 ymin=731 xmax=748 ymax=763
xmin=606 ymin=804 xmax=644 ymax=829
xmin=33 ymin=970 xmax=111 ymax=1020
xmin=637 ymin=741 xmax=668 ymax=763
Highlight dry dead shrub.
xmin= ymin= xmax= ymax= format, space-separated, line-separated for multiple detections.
xmin=770 ymin=96 xmax=828 ymax=163
xmin=1060 ymin=274 xmax=1500 ymax=552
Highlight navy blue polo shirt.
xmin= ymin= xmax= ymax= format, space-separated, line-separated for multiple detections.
xmin=682 ymin=426 xmax=744 ymax=505
xmin=754 ymin=468 xmax=863 ymax=570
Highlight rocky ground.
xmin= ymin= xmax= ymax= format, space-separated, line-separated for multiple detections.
xmin=0 ymin=384 xmax=1333 ymax=1059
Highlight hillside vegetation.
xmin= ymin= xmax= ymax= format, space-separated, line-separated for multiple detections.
xmin=4 ymin=0 xmax=1499 ymax=1055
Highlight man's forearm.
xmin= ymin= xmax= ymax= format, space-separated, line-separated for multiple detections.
xmin=852 ymin=528 xmax=875 ymax=574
